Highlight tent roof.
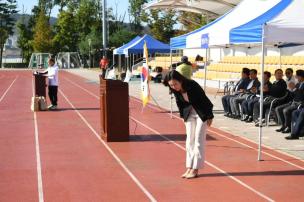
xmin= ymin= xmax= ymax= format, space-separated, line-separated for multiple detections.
xmin=230 ymin=0 xmax=292 ymax=44
xmin=113 ymin=36 xmax=141 ymax=55
xmin=144 ymin=0 xmax=240 ymax=17
xmin=175 ymin=0 xmax=284 ymax=49
xmin=123 ymin=34 xmax=170 ymax=55
xmin=264 ymin=0 xmax=304 ymax=43
xmin=170 ymin=7 xmax=231 ymax=49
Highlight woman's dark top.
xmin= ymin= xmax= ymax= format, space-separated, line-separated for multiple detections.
xmin=172 ymin=80 xmax=214 ymax=122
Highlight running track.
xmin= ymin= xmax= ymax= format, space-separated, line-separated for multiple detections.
xmin=0 ymin=70 xmax=304 ymax=202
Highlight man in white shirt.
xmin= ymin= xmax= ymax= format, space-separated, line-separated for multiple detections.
xmin=38 ymin=58 xmax=59 ymax=110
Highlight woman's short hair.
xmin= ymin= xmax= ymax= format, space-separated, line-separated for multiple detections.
xmin=163 ymin=70 xmax=189 ymax=89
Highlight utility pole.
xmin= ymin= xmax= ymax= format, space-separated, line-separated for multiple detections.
xmin=102 ymin=0 xmax=107 ymax=57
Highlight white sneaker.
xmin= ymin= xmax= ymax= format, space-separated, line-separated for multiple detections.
xmin=48 ymin=105 xmax=53 ymax=109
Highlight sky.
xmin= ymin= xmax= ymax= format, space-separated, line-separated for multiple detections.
xmin=16 ymin=0 xmax=130 ymax=21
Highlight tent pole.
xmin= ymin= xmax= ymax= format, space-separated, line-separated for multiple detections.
xmin=204 ymin=48 xmax=208 ymax=90
xmin=126 ymin=55 xmax=129 ymax=71
xmin=113 ymin=54 xmax=114 ymax=66
xmin=258 ymin=24 xmax=266 ymax=161
xmin=170 ymin=49 xmax=173 ymax=119
xmin=279 ymin=48 xmax=282 ymax=69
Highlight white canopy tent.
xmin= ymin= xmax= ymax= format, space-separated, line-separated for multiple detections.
xmin=258 ymin=0 xmax=304 ymax=160
xmin=264 ymin=0 xmax=304 ymax=44
xmin=186 ymin=0 xmax=282 ymax=48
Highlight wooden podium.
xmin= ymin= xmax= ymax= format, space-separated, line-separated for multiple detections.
xmin=34 ymin=74 xmax=46 ymax=97
xmin=100 ymin=77 xmax=129 ymax=142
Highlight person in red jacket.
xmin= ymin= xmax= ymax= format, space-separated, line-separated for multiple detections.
xmin=99 ymin=56 xmax=109 ymax=78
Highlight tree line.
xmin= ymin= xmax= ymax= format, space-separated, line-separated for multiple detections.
xmin=0 ymin=0 xmax=209 ymax=67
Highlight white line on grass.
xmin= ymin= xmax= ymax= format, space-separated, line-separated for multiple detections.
xmin=59 ymin=89 xmax=157 ymax=202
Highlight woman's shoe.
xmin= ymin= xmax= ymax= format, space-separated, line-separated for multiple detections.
xmin=186 ymin=170 xmax=198 ymax=179
xmin=181 ymin=169 xmax=191 ymax=178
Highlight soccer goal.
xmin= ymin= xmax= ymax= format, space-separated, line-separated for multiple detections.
xmin=56 ymin=52 xmax=82 ymax=69
xmin=28 ymin=53 xmax=51 ymax=69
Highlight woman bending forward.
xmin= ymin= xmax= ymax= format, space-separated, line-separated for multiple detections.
xmin=164 ymin=70 xmax=214 ymax=179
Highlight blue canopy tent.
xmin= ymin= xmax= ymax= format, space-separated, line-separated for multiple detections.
xmin=113 ymin=36 xmax=141 ymax=55
xmin=121 ymin=34 xmax=170 ymax=71
xmin=123 ymin=34 xmax=170 ymax=55
xmin=112 ymin=36 xmax=141 ymax=70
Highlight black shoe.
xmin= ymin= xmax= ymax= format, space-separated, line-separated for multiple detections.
xmin=276 ymin=127 xmax=285 ymax=132
xmin=241 ymin=115 xmax=249 ymax=121
xmin=285 ymin=135 xmax=299 ymax=140
xmin=282 ymin=127 xmax=291 ymax=134
xmin=224 ymin=113 xmax=229 ymax=117
xmin=231 ymin=114 xmax=241 ymax=119
xmin=245 ymin=117 xmax=253 ymax=123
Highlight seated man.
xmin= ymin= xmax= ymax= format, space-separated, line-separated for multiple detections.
xmin=285 ymin=108 xmax=304 ymax=140
xmin=222 ymin=68 xmax=250 ymax=117
xmin=253 ymin=69 xmax=287 ymax=125
xmin=242 ymin=71 xmax=272 ymax=122
xmin=275 ymin=70 xmax=304 ymax=133
xmin=230 ymin=69 xmax=260 ymax=119
xmin=285 ymin=68 xmax=297 ymax=92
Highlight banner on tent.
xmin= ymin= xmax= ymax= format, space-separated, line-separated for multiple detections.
xmin=201 ymin=33 xmax=209 ymax=48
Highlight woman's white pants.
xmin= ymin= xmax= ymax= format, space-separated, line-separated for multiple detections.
xmin=185 ymin=110 xmax=207 ymax=169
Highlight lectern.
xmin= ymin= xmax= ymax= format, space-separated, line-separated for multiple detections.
xmin=34 ymin=74 xmax=46 ymax=97
xmin=100 ymin=77 xmax=129 ymax=142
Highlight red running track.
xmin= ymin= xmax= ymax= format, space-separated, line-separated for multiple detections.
xmin=0 ymin=70 xmax=304 ymax=202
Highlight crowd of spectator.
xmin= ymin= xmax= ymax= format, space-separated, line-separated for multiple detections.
xmin=222 ymin=67 xmax=304 ymax=140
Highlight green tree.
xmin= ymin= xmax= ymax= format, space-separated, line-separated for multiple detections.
xmin=75 ymin=0 xmax=101 ymax=41
xmin=177 ymin=11 xmax=208 ymax=34
xmin=32 ymin=10 xmax=53 ymax=52
xmin=0 ymin=0 xmax=17 ymax=68
xmin=142 ymin=9 xmax=177 ymax=43
xmin=53 ymin=10 xmax=78 ymax=53
xmin=16 ymin=16 xmax=33 ymax=63
xmin=78 ymin=27 xmax=102 ymax=55
xmin=128 ymin=0 xmax=147 ymax=31
xmin=109 ymin=28 xmax=137 ymax=48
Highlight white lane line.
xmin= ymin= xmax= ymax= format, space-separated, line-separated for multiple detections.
xmin=131 ymin=97 xmax=304 ymax=169
xmin=64 ymin=77 xmax=99 ymax=99
xmin=31 ymin=78 xmax=44 ymax=202
xmin=63 ymin=75 xmax=274 ymax=201
xmin=130 ymin=116 xmax=274 ymax=202
xmin=0 ymin=76 xmax=18 ymax=103
xmin=58 ymin=89 xmax=157 ymax=202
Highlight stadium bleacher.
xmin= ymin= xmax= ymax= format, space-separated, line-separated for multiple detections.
xmin=193 ymin=56 xmax=304 ymax=81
